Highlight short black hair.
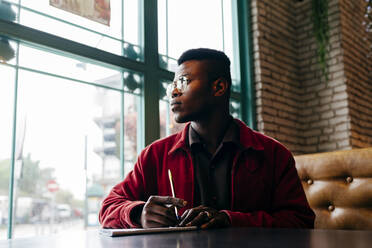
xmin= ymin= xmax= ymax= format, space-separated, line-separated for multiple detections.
xmin=177 ymin=48 xmax=232 ymax=86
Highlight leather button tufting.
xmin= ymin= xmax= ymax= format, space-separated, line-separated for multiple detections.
xmin=346 ymin=176 xmax=353 ymax=183
xmin=307 ymin=179 xmax=313 ymax=185
xmin=328 ymin=205 xmax=335 ymax=211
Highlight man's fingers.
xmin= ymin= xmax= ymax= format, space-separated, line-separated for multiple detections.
xmin=143 ymin=219 xmax=171 ymax=228
xmin=148 ymin=195 xmax=187 ymax=208
xmin=200 ymin=213 xmax=230 ymax=229
xmin=185 ymin=211 xmax=209 ymax=227
xmin=201 ymin=217 xmax=218 ymax=229
xmin=146 ymin=203 xmax=174 ymax=217
xmin=141 ymin=196 xmax=186 ymax=228
xmin=144 ymin=203 xmax=178 ymax=223
xmin=145 ymin=212 xmax=176 ymax=226
xmin=178 ymin=208 xmax=200 ymax=226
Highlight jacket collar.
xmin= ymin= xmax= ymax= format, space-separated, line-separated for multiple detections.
xmin=168 ymin=119 xmax=264 ymax=155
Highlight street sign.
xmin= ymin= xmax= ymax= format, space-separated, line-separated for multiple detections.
xmin=47 ymin=179 xmax=59 ymax=193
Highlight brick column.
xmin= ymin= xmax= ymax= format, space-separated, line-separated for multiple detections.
xmin=251 ymin=0 xmax=371 ymax=154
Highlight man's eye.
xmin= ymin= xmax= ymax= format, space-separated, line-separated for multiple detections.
xmin=179 ymin=77 xmax=188 ymax=83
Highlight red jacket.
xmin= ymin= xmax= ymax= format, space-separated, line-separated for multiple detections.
xmin=99 ymin=119 xmax=315 ymax=228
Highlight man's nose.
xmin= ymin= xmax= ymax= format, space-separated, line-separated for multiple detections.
xmin=171 ymin=87 xmax=182 ymax=98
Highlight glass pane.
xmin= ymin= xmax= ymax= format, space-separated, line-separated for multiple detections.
xmin=158 ymin=0 xmax=241 ymax=91
xmin=122 ymin=69 xmax=143 ymax=176
xmin=18 ymin=44 xmax=122 ymax=90
xmin=159 ymin=80 xmax=185 ymax=139
xmin=0 ymin=65 xmax=15 ymax=240
xmin=123 ymin=0 xmax=144 ymax=61
xmin=230 ymin=98 xmax=241 ymax=119
xmin=19 ymin=8 xmax=122 ymax=56
xmin=92 ymin=87 xmax=121 ymax=219
xmin=12 ymin=68 xmax=122 ymax=238
xmin=158 ymin=0 xmax=239 ymax=71
xmin=3 ymin=0 xmax=144 ymax=60
xmin=21 ymin=0 xmax=122 ymax=39
xmin=162 ymin=0 xmax=223 ymax=60
xmin=123 ymin=93 xmax=141 ymax=177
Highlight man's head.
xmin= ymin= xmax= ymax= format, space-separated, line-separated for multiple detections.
xmin=169 ymin=48 xmax=232 ymax=123
xmin=177 ymin=48 xmax=232 ymax=89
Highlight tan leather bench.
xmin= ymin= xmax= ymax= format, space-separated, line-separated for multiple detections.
xmin=294 ymin=147 xmax=372 ymax=229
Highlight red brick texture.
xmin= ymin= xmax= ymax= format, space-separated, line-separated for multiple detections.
xmin=251 ymin=0 xmax=371 ymax=154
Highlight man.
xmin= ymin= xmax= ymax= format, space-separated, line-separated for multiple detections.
xmin=99 ymin=48 xmax=315 ymax=229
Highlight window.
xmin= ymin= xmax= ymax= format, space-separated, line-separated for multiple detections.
xmin=0 ymin=0 xmax=252 ymax=240
xmin=0 ymin=36 xmax=144 ymax=239
xmin=159 ymin=80 xmax=184 ymax=137
xmin=157 ymin=0 xmax=242 ymax=138
xmin=4 ymin=0 xmax=144 ymax=60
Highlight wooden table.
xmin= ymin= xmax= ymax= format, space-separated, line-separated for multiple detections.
xmin=1 ymin=227 xmax=371 ymax=248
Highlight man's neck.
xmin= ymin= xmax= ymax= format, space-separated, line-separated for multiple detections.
xmin=190 ymin=111 xmax=232 ymax=154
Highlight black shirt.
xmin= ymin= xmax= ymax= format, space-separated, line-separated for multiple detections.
xmin=188 ymin=118 xmax=240 ymax=210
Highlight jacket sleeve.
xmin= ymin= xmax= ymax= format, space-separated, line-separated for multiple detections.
xmin=98 ymin=148 xmax=157 ymax=228
xmin=222 ymin=149 xmax=315 ymax=228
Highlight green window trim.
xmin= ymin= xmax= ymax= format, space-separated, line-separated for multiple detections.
xmin=237 ymin=0 xmax=256 ymax=130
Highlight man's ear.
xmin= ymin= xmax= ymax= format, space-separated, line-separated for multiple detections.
xmin=212 ymin=78 xmax=228 ymax=97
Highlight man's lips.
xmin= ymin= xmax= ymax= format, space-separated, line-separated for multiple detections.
xmin=170 ymin=100 xmax=181 ymax=106
xmin=170 ymin=100 xmax=181 ymax=111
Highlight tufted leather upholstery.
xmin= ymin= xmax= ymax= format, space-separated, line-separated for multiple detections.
xmin=294 ymin=147 xmax=372 ymax=230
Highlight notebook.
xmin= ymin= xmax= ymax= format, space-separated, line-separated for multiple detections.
xmin=99 ymin=226 xmax=198 ymax=237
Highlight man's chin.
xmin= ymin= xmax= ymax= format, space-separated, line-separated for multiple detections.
xmin=173 ymin=113 xmax=189 ymax=123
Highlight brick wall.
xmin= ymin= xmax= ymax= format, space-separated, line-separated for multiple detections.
xmin=252 ymin=0 xmax=304 ymax=154
xmin=296 ymin=0 xmax=351 ymax=153
xmin=339 ymin=0 xmax=372 ymax=148
xmin=251 ymin=0 xmax=372 ymax=154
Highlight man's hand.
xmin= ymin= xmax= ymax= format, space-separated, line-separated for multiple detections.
xmin=178 ymin=205 xmax=231 ymax=229
xmin=140 ymin=196 xmax=187 ymax=228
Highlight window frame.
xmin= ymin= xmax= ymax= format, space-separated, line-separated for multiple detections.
xmin=0 ymin=0 xmax=255 ymax=239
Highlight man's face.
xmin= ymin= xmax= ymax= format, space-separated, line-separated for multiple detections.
xmin=170 ymin=60 xmax=215 ymax=123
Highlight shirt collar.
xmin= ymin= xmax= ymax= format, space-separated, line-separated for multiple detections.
xmin=168 ymin=118 xmax=264 ymax=155
xmin=188 ymin=117 xmax=239 ymax=148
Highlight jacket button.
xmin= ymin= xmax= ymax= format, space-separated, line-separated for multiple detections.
xmin=346 ymin=176 xmax=353 ymax=183
xmin=328 ymin=205 xmax=335 ymax=211
xmin=307 ymin=179 xmax=313 ymax=185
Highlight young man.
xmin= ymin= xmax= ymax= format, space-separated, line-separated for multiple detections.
xmin=99 ymin=48 xmax=315 ymax=229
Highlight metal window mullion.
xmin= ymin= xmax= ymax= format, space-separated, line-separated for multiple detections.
xmin=231 ymin=0 xmax=241 ymax=91
xmin=138 ymin=0 xmax=144 ymax=49
xmin=143 ymin=0 xmax=160 ymax=146
xmin=7 ymin=41 xmax=20 ymax=240
xmin=17 ymin=0 xmax=22 ymax=23
xmin=166 ymin=101 xmax=170 ymax=137
xmin=237 ymin=0 xmax=256 ymax=130
xmin=120 ymin=79 xmax=125 ymax=180
xmin=83 ymin=135 xmax=88 ymax=228
xmin=120 ymin=0 xmax=125 ymax=179
xmin=0 ymin=62 xmax=123 ymax=93
xmin=165 ymin=0 xmax=169 ymax=58
xmin=0 ymin=19 xmax=145 ymax=74
xmin=221 ymin=0 xmax=225 ymax=52
xmin=230 ymin=91 xmax=241 ymax=101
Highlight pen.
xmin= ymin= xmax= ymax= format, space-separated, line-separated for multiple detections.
xmin=168 ymin=169 xmax=180 ymax=220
